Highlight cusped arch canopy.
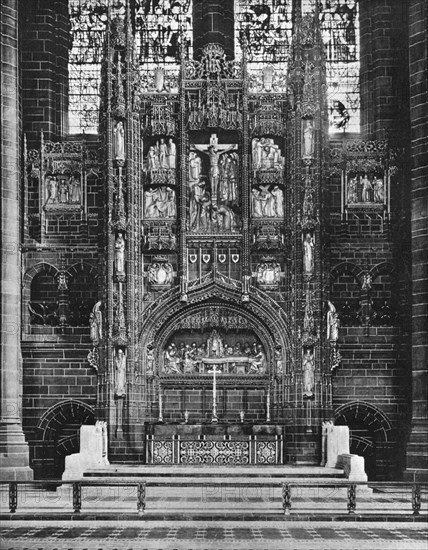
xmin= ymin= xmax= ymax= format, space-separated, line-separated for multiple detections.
xmin=139 ymin=277 xmax=292 ymax=374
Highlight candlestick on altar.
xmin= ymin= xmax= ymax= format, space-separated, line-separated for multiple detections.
xmin=208 ymin=365 xmax=220 ymax=423
xmin=158 ymin=387 xmax=163 ymax=423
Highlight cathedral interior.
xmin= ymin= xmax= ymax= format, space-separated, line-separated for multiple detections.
xmin=0 ymin=0 xmax=427 ymax=482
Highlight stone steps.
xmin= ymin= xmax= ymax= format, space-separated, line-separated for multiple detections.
xmin=84 ymin=464 xmax=346 ymax=481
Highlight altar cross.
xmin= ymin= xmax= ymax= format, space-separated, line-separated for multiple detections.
xmin=208 ymin=364 xmax=221 ymax=423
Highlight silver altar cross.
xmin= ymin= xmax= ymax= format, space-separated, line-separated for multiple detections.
xmin=208 ymin=364 xmax=221 ymax=423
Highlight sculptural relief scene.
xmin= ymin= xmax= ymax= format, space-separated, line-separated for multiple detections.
xmin=251 ymin=185 xmax=284 ymax=218
xmin=189 ymin=135 xmax=240 ymax=232
xmin=144 ymin=186 xmax=176 ymax=219
xmin=144 ymin=138 xmax=177 ymax=185
xmin=346 ymin=172 xmax=385 ymax=205
xmin=44 ymin=174 xmax=82 ymax=209
xmin=163 ymin=329 xmax=268 ymax=376
xmin=251 ymin=137 xmax=285 ymax=174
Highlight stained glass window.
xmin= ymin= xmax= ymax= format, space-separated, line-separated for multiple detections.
xmin=235 ymin=0 xmax=293 ymax=63
xmin=134 ymin=0 xmax=192 ymax=64
xmin=303 ymin=0 xmax=360 ymax=132
xmin=68 ymin=0 xmax=359 ymax=134
xmin=69 ymin=0 xmax=125 ymax=134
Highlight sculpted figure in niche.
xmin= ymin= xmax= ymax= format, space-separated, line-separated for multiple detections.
xmin=275 ymin=348 xmax=284 ymax=375
xmin=69 ymin=175 xmax=81 ymax=203
xmin=114 ymin=121 xmax=125 ymax=161
xmin=206 ymin=329 xmax=224 ymax=357
xmin=271 ymin=186 xmax=284 ymax=217
xmin=189 ymin=179 xmax=206 ymax=229
xmin=250 ymin=344 xmax=267 ymax=374
xmin=183 ymin=345 xmax=196 ymax=373
xmin=267 ymin=189 xmax=277 ymax=217
xmin=59 ymin=180 xmax=69 ymax=203
xmin=144 ymin=187 xmax=159 ymax=218
xmin=252 ymin=138 xmax=264 ymax=171
xmin=219 ymin=153 xmax=238 ymax=204
xmin=374 ymin=177 xmax=384 ymax=203
xmin=167 ymin=138 xmax=176 ymax=169
xmin=46 ymin=176 xmax=58 ymax=203
xmin=165 ymin=186 xmax=176 ymax=217
xmin=114 ymin=232 xmax=126 ymax=276
xmin=158 ymin=138 xmax=168 ymax=169
xmin=89 ymin=301 xmax=103 ymax=344
xmin=114 ymin=348 xmax=126 ymax=397
xmin=302 ymin=348 xmax=315 ymax=398
xmin=361 ymin=174 xmax=373 ymax=202
xmin=189 ymin=151 xmax=202 ymax=182
xmin=347 ymin=177 xmax=358 ymax=203
xmin=302 ymin=119 xmax=314 ymax=157
xmin=147 ymin=146 xmax=159 ymax=172
xmin=327 ymin=301 xmax=340 ymax=342
xmin=303 ymin=232 xmax=314 ymax=275
xmin=164 ymin=344 xmax=181 ymax=373
xmin=199 ymin=192 xmax=212 ymax=230
xmin=252 ymin=189 xmax=264 ymax=217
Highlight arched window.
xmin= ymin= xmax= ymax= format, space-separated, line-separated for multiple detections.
xmin=68 ymin=0 xmax=359 ymax=134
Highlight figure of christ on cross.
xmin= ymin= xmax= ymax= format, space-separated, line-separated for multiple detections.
xmin=193 ymin=134 xmax=237 ymax=205
xmin=208 ymin=364 xmax=221 ymax=423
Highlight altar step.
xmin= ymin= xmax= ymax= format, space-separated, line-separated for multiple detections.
xmin=84 ymin=464 xmax=346 ymax=485
xmin=83 ymin=465 xmax=347 ymax=479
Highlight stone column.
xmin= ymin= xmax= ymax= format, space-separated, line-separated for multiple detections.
xmin=0 ymin=0 xmax=33 ymax=480
xmin=359 ymin=0 xmax=409 ymax=140
xmin=404 ymin=0 xmax=428 ymax=482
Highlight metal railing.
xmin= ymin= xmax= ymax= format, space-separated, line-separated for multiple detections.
xmin=1 ymin=480 xmax=426 ymax=517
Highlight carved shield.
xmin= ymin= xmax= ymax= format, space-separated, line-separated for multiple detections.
xmin=231 ymin=254 xmax=239 ymax=263
xmin=202 ymin=254 xmax=210 ymax=264
xmin=189 ymin=254 xmax=197 ymax=263
xmin=218 ymin=254 xmax=226 ymax=263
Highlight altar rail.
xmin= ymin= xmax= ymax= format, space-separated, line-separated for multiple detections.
xmin=146 ymin=434 xmax=283 ymax=465
xmin=0 ymin=480 xmax=427 ymax=518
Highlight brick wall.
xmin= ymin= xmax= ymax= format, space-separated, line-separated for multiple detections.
xmin=21 ymin=339 xmax=96 ymax=478
xmin=21 ymin=0 xmax=71 ymax=144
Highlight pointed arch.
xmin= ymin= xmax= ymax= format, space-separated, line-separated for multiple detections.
xmin=139 ymin=274 xmax=292 ymax=375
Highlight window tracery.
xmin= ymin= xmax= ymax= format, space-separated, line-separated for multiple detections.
xmin=303 ymin=0 xmax=360 ymax=132
xmin=68 ymin=0 xmax=359 ymax=134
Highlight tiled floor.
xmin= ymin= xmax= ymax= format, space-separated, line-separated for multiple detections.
xmin=1 ymin=521 xmax=428 ymax=550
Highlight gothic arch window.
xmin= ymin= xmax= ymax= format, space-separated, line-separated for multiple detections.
xmin=68 ymin=0 xmax=192 ymax=134
xmin=303 ymin=0 xmax=360 ymax=133
xmin=68 ymin=0 xmax=359 ymax=134
xmin=69 ymin=0 xmax=112 ymax=134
